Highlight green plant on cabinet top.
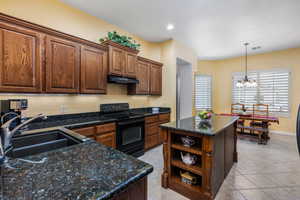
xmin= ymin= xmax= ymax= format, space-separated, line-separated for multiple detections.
xmin=100 ymin=31 xmax=141 ymax=50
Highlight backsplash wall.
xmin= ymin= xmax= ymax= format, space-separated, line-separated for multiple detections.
xmin=0 ymin=84 xmax=154 ymax=117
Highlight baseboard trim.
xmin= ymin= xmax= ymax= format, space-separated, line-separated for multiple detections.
xmin=270 ymin=130 xmax=295 ymax=136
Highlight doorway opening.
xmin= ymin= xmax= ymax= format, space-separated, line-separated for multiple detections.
xmin=176 ymin=58 xmax=193 ymax=120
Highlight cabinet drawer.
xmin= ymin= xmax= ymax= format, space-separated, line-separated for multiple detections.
xmin=96 ymin=123 xmax=116 ymax=134
xmin=145 ymin=115 xmax=159 ymax=124
xmin=96 ymin=132 xmax=116 ymax=148
xmin=72 ymin=126 xmax=95 ymax=137
xmin=159 ymin=113 xmax=170 ymax=123
xmin=146 ymin=124 xmax=159 ymax=136
xmin=145 ymin=134 xmax=159 ymax=149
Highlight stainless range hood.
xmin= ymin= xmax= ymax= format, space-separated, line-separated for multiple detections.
xmin=108 ymin=75 xmax=139 ymax=84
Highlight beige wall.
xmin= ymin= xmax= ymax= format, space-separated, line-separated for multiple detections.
xmin=0 ymin=0 xmax=198 ymax=120
xmin=198 ymin=47 xmax=300 ymax=134
xmin=148 ymin=40 xmax=198 ymax=121
xmin=0 ymin=0 xmax=159 ymax=116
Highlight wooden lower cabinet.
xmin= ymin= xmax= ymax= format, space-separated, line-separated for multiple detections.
xmin=145 ymin=113 xmax=170 ymax=150
xmin=112 ymin=177 xmax=147 ymax=200
xmin=72 ymin=123 xmax=116 ymax=148
xmin=96 ymin=132 xmax=116 ymax=148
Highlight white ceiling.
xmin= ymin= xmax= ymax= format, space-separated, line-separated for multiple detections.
xmin=61 ymin=0 xmax=300 ymax=60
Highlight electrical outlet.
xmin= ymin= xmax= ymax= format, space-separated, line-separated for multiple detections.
xmin=60 ymin=105 xmax=67 ymax=114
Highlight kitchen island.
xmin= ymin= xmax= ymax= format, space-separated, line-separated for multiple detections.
xmin=160 ymin=115 xmax=239 ymax=200
xmin=0 ymin=135 xmax=152 ymax=200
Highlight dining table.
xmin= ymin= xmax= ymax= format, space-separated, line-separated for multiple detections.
xmin=217 ymin=113 xmax=279 ymax=144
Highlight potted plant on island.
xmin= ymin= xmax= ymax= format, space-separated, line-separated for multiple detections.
xmin=100 ymin=31 xmax=141 ymax=51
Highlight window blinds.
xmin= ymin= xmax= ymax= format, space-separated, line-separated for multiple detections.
xmin=195 ymin=75 xmax=212 ymax=111
xmin=232 ymin=69 xmax=290 ymax=116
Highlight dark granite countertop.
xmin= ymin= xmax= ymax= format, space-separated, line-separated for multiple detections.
xmin=0 ymin=140 xmax=153 ymax=200
xmin=130 ymin=107 xmax=171 ymax=117
xmin=23 ymin=107 xmax=171 ymax=132
xmin=160 ymin=115 xmax=239 ymax=135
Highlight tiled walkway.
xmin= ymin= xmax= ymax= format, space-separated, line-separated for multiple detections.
xmin=139 ymin=134 xmax=300 ymax=200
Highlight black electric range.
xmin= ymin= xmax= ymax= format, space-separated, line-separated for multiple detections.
xmin=100 ymin=103 xmax=145 ymax=157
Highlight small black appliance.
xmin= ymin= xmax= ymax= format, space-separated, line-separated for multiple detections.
xmin=0 ymin=99 xmax=28 ymax=129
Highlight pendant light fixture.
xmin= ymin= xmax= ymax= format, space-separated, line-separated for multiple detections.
xmin=236 ymin=43 xmax=257 ymax=88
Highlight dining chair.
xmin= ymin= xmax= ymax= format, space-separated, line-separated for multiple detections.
xmin=250 ymin=103 xmax=269 ymax=144
xmin=231 ymin=103 xmax=246 ymax=134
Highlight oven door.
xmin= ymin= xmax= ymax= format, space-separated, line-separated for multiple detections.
xmin=116 ymin=118 xmax=145 ymax=155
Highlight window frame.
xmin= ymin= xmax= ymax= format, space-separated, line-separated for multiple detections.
xmin=194 ymin=74 xmax=213 ymax=112
xmin=232 ymin=68 xmax=291 ymax=117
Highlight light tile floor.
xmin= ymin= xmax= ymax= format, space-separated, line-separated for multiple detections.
xmin=139 ymin=134 xmax=300 ymax=200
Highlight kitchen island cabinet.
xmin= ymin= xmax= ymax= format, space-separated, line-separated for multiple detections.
xmin=0 ymin=139 xmax=152 ymax=200
xmin=160 ymin=115 xmax=238 ymax=200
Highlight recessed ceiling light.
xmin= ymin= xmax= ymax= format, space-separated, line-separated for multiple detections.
xmin=166 ymin=24 xmax=174 ymax=31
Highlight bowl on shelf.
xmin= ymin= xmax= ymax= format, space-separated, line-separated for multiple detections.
xmin=181 ymin=152 xmax=197 ymax=165
xmin=181 ymin=136 xmax=195 ymax=147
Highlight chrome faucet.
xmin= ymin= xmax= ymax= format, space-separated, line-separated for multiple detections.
xmin=0 ymin=113 xmax=47 ymax=151
xmin=1 ymin=112 xmax=18 ymax=125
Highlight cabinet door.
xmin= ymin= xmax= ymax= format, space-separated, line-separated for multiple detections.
xmin=109 ymin=46 xmax=124 ymax=76
xmin=45 ymin=36 xmax=80 ymax=93
xmin=124 ymin=52 xmax=137 ymax=78
xmin=136 ymin=60 xmax=150 ymax=94
xmin=145 ymin=134 xmax=159 ymax=150
xmin=128 ymin=177 xmax=147 ymax=200
xmin=149 ymin=64 xmax=162 ymax=95
xmin=96 ymin=132 xmax=116 ymax=148
xmin=72 ymin=126 xmax=95 ymax=137
xmin=81 ymin=46 xmax=107 ymax=94
xmin=0 ymin=22 xmax=42 ymax=93
xmin=113 ymin=191 xmax=129 ymax=200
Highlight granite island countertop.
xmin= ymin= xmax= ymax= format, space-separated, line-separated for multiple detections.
xmin=160 ymin=115 xmax=239 ymax=135
xmin=0 ymin=140 xmax=153 ymax=200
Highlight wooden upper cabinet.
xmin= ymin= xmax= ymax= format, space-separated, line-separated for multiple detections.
xmin=150 ymin=64 xmax=162 ymax=95
xmin=104 ymin=41 xmax=138 ymax=78
xmin=45 ymin=36 xmax=80 ymax=93
xmin=128 ymin=57 xmax=162 ymax=96
xmin=128 ymin=58 xmax=150 ymax=95
xmin=0 ymin=22 xmax=43 ymax=93
xmin=80 ymin=46 xmax=107 ymax=94
xmin=124 ymin=51 xmax=137 ymax=78
xmin=136 ymin=60 xmax=150 ymax=94
xmin=109 ymin=46 xmax=124 ymax=76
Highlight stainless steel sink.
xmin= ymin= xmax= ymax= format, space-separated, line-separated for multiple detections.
xmin=6 ymin=129 xmax=84 ymax=158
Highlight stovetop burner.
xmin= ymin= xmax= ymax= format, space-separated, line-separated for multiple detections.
xmin=100 ymin=103 xmax=144 ymax=121
xmin=102 ymin=111 xmax=144 ymax=121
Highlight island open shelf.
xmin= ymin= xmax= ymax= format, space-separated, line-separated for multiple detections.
xmin=160 ymin=116 xmax=238 ymax=200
